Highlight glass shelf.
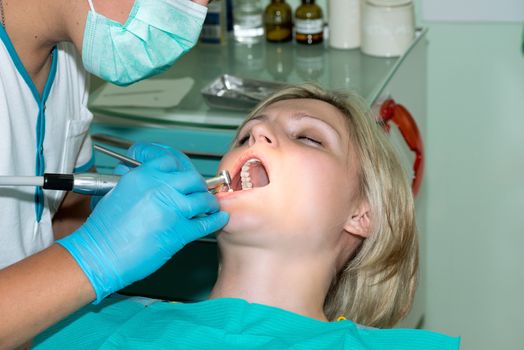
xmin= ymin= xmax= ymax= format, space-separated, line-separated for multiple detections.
xmin=89 ymin=28 xmax=427 ymax=130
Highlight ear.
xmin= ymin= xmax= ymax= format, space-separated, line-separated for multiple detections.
xmin=344 ymin=201 xmax=371 ymax=239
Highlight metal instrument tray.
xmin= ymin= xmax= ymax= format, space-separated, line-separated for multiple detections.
xmin=201 ymin=74 xmax=287 ymax=111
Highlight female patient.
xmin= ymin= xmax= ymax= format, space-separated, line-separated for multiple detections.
xmin=34 ymin=85 xmax=459 ymax=349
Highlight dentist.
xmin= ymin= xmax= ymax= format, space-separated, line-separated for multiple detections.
xmin=0 ymin=0 xmax=226 ymax=349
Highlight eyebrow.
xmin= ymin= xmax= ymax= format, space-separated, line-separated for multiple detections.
xmin=246 ymin=114 xmax=268 ymax=123
xmin=237 ymin=111 xmax=343 ymax=142
xmin=291 ymin=112 xmax=342 ymax=139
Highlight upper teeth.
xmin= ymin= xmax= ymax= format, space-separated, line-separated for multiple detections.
xmin=240 ymin=158 xmax=260 ymax=190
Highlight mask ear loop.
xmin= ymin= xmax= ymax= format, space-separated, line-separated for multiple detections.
xmin=86 ymin=0 xmax=96 ymax=13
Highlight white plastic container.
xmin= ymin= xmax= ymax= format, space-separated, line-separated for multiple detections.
xmin=328 ymin=0 xmax=361 ymax=49
xmin=361 ymin=0 xmax=415 ymax=57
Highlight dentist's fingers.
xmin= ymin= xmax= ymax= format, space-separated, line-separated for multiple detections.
xmin=129 ymin=143 xmax=196 ymax=172
xmin=183 ymin=211 xmax=229 ymax=244
xmin=114 ymin=163 xmax=131 ymax=176
xmin=161 ymin=170 xmax=209 ymax=194
xmin=152 ymin=184 xmax=219 ymax=218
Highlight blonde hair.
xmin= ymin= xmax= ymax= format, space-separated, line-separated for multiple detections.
xmin=237 ymin=84 xmax=418 ymax=328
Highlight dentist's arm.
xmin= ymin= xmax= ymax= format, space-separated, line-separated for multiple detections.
xmin=0 ymin=143 xmax=228 ymax=349
xmin=0 ymin=244 xmax=95 ymax=350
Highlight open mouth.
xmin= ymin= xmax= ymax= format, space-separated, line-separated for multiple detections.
xmin=230 ymin=158 xmax=270 ymax=192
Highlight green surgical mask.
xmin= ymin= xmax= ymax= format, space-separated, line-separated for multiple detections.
xmin=82 ymin=0 xmax=206 ymax=86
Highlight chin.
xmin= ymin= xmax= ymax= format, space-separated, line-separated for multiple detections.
xmin=216 ymin=186 xmax=272 ymax=226
xmin=219 ymin=206 xmax=267 ymax=235
xmin=216 ymin=201 xmax=279 ymax=249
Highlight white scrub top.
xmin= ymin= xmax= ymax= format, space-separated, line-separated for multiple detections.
xmin=0 ymin=26 xmax=94 ymax=268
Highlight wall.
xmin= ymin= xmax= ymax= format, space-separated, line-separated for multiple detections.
xmin=420 ymin=21 xmax=524 ymax=350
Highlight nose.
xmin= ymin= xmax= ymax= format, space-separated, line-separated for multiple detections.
xmin=248 ymin=122 xmax=277 ymax=147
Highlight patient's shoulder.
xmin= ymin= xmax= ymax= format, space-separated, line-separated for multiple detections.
xmin=353 ymin=324 xmax=461 ymax=350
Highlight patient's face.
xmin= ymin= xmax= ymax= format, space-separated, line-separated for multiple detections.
xmin=216 ymin=98 xmax=362 ymax=254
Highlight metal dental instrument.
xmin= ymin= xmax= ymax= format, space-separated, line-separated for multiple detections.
xmin=206 ymin=170 xmax=231 ymax=192
xmin=94 ymin=144 xmax=141 ymax=167
xmin=0 ymin=173 xmax=120 ymax=196
xmin=93 ymin=144 xmax=231 ymax=192
xmin=0 ymin=147 xmax=232 ymax=196
xmin=0 ymin=170 xmax=232 ymax=196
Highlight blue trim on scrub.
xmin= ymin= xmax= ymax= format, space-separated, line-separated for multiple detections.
xmin=74 ymin=155 xmax=95 ymax=173
xmin=0 ymin=26 xmax=58 ymax=222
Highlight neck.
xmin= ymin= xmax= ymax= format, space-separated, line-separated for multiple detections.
xmin=209 ymin=242 xmax=336 ymax=322
xmin=2 ymin=0 xmax=70 ymax=92
xmin=0 ymin=0 xmax=5 ymax=29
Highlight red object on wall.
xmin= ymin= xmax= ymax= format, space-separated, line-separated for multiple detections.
xmin=379 ymin=99 xmax=424 ymax=197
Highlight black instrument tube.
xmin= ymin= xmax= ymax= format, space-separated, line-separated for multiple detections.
xmin=43 ymin=173 xmax=75 ymax=191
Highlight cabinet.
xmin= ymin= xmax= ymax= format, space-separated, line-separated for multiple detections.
xmin=89 ymin=29 xmax=428 ymax=327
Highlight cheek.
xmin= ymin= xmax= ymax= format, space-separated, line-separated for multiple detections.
xmin=317 ymin=171 xmax=353 ymax=205
xmin=217 ymin=151 xmax=237 ymax=172
xmin=277 ymin=160 xmax=349 ymax=214
xmin=283 ymin=156 xmax=349 ymax=201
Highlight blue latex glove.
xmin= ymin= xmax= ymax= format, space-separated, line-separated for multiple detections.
xmin=89 ymin=144 xmax=188 ymax=210
xmin=89 ymin=195 xmax=103 ymax=211
xmin=58 ymin=143 xmax=228 ymax=303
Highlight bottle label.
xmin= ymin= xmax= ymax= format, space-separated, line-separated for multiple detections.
xmin=200 ymin=11 xmax=223 ymax=44
xmin=295 ymin=19 xmax=323 ymax=34
xmin=235 ymin=14 xmax=263 ymax=28
xmin=200 ymin=25 xmax=222 ymax=43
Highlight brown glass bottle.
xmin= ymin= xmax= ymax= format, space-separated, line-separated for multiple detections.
xmin=264 ymin=0 xmax=293 ymax=43
xmin=294 ymin=0 xmax=324 ymax=45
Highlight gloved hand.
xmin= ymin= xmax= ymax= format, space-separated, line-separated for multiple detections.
xmin=89 ymin=195 xmax=103 ymax=211
xmin=58 ymin=143 xmax=228 ymax=303
xmin=89 ymin=143 xmax=184 ymax=210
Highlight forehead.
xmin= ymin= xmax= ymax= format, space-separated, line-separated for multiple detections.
xmin=254 ymin=98 xmax=349 ymax=130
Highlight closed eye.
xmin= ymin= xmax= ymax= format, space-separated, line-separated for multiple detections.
xmin=297 ymin=136 xmax=322 ymax=146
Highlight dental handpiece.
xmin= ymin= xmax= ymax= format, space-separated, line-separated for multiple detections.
xmin=0 ymin=170 xmax=231 ymax=196
xmin=93 ymin=144 xmax=232 ymax=191
xmin=92 ymin=143 xmax=231 ymax=193
xmin=0 ymin=145 xmax=231 ymax=195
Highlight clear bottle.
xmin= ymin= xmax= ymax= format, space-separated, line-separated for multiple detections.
xmin=264 ymin=0 xmax=293 ymax=43
xmin=295 ymin=0 xmax=324 ymax=45
xmin=233 ymin=0 xmax=264 ymax=44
